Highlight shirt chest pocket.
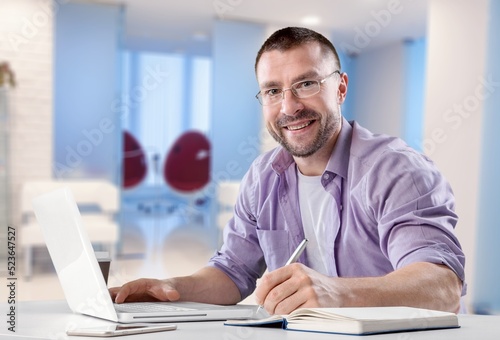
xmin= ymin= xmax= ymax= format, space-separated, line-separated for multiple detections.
xmin=256 ymin=229 xmax=291 ymax=271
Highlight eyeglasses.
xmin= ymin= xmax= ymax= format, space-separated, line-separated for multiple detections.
xmin=255 ymin=70 xmax=340 ymax=106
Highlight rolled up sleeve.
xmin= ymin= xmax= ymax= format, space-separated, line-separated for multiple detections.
xmin=207 ymin=169 xmax=267 ymax=300
xmin=368 ymin=149 xmax=466 ymax=295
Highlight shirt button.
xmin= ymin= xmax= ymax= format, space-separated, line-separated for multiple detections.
xmin=323 ymin=174 xmax=330 ymax=180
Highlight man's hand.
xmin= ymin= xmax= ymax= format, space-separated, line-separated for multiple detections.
xmin=254 ymin=262 xmax=462 ymax=315
xmin=110 ymin=278 xmax=181 ymax=304
xmin=108 ymin=267 xmax=242 ymax=305
xmin=255 ymin=263 xmax=346 ymax=315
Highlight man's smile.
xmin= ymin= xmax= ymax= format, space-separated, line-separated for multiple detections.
xmin=285 ymin=120 xmax=314 ymax=131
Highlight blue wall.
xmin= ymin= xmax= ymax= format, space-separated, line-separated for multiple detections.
xmin=54 ymin=2 xmax=123 ymax=183
xmin=342 ymin=39 xmax=426 ymax=146
xmin=210 ymin=21 xmax=265 ymax=183
xmin=473 ymin=0 xmax=500 ymax=314
xmin=336 ymin=49 xmax=356 ymax=121
xmin=403 ymin=38 xmax=426 ymax=151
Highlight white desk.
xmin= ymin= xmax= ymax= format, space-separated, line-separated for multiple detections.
xmin=2 ymin=300 xmax=500 ymax=339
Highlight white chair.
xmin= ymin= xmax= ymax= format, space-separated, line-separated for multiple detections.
xmin=19 ymin=179 xmax=120 ymax=278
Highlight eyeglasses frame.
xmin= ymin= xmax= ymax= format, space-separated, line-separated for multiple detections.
xmin=255 ymin=70 xmax=341 ymax=106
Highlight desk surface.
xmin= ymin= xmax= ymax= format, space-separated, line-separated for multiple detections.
xmin=2 ymin=300 xmax=500 ymax=340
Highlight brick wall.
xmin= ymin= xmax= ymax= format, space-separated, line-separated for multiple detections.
xmin=0 ymin=0 xmax=54 ymax=226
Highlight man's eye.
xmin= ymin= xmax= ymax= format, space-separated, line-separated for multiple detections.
xmin=265 ymin=89 xmax=281 ymax=96
xmin=296 ymin=80 xmax=315 ymax=89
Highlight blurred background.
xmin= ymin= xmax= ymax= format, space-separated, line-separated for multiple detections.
xmin=0 ymin=0 xmax=499 ymax=313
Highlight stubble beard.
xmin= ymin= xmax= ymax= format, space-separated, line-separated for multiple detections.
xmin=267 ymin=108 xmax=340 ymax=158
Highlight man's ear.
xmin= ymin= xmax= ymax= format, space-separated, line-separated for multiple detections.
xmin=337 ymin=72 xmax=349 ymax=104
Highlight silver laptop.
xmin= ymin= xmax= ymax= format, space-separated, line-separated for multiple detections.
xmin=32 ymin=186 xmax=255 ymax=323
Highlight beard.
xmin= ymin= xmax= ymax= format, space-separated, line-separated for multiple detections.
xmin=267 ymin=108 xmax=340 ymax=158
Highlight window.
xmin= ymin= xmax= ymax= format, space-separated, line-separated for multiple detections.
xmin=121 ymin=51 xmax=212 ymax=186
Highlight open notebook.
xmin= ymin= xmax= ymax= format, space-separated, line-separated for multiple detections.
xmin=32 ymin=186 xmax=255 ymax=323
xmin=225 ymin=306 xmax=459 ymax=335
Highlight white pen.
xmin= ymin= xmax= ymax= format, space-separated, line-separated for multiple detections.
xmin=285 ymin=238 xmax=308 ymax=266
xmin=256 ymin=238 xmax=309 ymax=314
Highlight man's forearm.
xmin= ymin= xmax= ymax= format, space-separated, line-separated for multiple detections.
xmin=338 ymin=262 xmax=462 ymax=312
xmin=170 ymin=266 xmax=242 ymax=305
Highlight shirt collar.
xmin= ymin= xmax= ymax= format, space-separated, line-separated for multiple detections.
xmin=324 ymin=117 xmax=351 ymax=180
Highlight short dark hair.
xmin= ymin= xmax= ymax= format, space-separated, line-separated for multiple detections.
xmin=255 ymin=27 xmax=341 ymax=72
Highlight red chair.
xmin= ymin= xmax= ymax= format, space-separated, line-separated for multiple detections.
xmin=163 ymin=131 xmax=211 ymax=221
xmin=163 ymin=130 xmax=211 ymax=193
xmin=122 ymin=130 xmax=147 ymax=189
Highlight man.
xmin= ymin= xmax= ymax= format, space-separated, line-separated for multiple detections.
xmin=111 ymin=27 xmax=466 ymax=314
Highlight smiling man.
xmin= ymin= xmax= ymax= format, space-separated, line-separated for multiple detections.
xmin=111 ymin=27 xmax=466 ymax=315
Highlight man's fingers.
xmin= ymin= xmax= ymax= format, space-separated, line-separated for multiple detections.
xmin=113 ymin=279 xmax=156 ymax=303
xmin=255 ymin=265 xmax=299 ymax=312
xmin=112 ymin=279 xmax=181 ymax=304
xmin=272 ymin=287 xmax=307 ymax=315
xmin=108 ymin=287 xmax=119 ymax=300
xmin=150 ymin=284 xmax=181 ymax=302
xmin=113 ymin=281 xmax=137 ymax=303
xmin=262 ymin=277 xmax=301 ymax=314
xmin=255 ymin=271 xmax=282 ymax=306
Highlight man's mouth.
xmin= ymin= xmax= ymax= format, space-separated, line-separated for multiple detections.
xmin=286 ymin=120 xmax=314 ymax=131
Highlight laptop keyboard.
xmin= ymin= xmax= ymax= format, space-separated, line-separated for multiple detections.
xmin=114 ymin=302 xmax=196 ymax=313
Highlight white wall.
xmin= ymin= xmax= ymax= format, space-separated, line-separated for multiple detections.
xmin=0 ymin=0 xmax=54 ymax=226
xmin=350 ymin=42 xmax=405 ymax=138
xmin=423 ymin=0 xmax=490 ymax=311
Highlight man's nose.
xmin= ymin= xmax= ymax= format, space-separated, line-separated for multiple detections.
xmin=280 ymin=89 xmax=303 ymax=116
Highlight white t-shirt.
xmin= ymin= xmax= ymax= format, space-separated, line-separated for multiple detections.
xmin=297 ymin=170 xmax=337 ymax=276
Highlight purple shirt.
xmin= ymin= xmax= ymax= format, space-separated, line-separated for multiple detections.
xmin=208 ymin=119 xmax=466 ymax=301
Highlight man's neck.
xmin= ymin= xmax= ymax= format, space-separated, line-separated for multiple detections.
xmin=294 ymin=131 xmax=339 ymax=176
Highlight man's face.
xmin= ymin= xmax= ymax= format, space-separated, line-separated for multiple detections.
xmin=256 ymin=42 xmax=347 ymax=158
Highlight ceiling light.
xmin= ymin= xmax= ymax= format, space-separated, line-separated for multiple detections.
xmin=301 ymin=16 xmax=321 ymax=26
